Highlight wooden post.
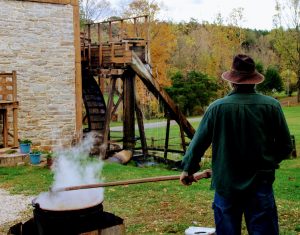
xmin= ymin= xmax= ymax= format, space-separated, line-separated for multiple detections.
xmin=111 ymin=92 xmax=123 ymax=116
xmin=123 ymin=68 xmax=136 ymax=150
xmin=178 ymin=117 xmax=187 ymax=153
xmin=72 ymin=0 xmax=83 ymax=137
xmin=120 ymin=20 xmax=124 ymax=40
xmin=87 ymin=24 xmax=91 ymax=40
xmin=109 ymin=21 xmax=112 ymax=42
xmin=101 ymin=77 xmax=117 ymax=159
xmin=164 ymin=116 xmax=171 ymax=159
xmin=98 ymin=23 xmax=104 ymax=92
xmin=145 ymin=15 xmax=151 ymax=64
xmin=12 ymin=71 xmax=18 ymax=146
xmin=135 ymin=101 xmax=148 ymax=156
xmin=134 ymin=17 xmax=138 ymax=37
xmin=3 ymin=110 xmax=8 ymax=147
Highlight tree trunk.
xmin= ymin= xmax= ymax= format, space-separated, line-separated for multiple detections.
xmin=297 ymin=76 xmax=300 ymax=103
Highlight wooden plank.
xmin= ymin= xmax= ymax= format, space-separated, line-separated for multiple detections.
xmin=13 ymin=108 xmax=18 ymax=147
xmin=109 ymin=22 xmax=112 ymax=42
xmin=3 ymin=110 xmax=8 ymax=147
xmin=123 ymin=69 xmax=136 ymax=150
xmin=111 ymin=57 xmax=132 ymax=64
xmin=73 ymin=1 xmax=83 ymax=136
xmin=111 ymin=92 xmax=123 ymax=116
xmin=100 ymin=15 xmax=148 ymax=24
xmin=101 ymin=78 xmax=117 ymax=159
xmin=20 ymin=0 xmax=71 ymax=4
xmin=130 ymin=51 xmax=195 ymax=139
xmin=179 ymin=118 xmax=187 ymax=152
xmin=0 ymin=81 xmax=14 ymax=86
xmin=164 ymin=117 xmax=170 ymax=159
xmin=12 ymin=71 xmax=18 ymax=146
xmin=135 ymin=101 xmax=148 ymax=156
xmin=99 ymin=69 xmax=124 ymax=75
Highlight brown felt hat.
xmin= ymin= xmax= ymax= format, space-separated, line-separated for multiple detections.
xmin=221 ymin=54 xmax=264 ymax=84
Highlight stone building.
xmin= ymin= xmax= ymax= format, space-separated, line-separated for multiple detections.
xmin=0 ymin=0 xmax=82 ymax=149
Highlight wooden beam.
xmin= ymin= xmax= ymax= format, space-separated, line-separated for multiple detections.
xmin=98 ymin=23 xmax=103 ymax=91
xmin=19 ymin=0 xmax=71 ymax=4
xmin=109 ymin=22 xmax=112 ymax=42
xmin=179 ymin=118 xmax=187 ymax=153
xmin=12 ymin=71 xmax=18 ymax=147
xmin=164 ymin=117 xmax=170 ymax=159
xmin=101 ymin=78 xmax=117 ymax=159
xmin=73 ymin=0 xmax=83 ymax=137
xmin=111 ymin=92 xmax=123 ymax=116
xmin=99 ymin=15 xmax=148 ymax=24
xmin=135 ymin=100 xmax=148 ymax=156
xmin=130 ymin=51 xmax=195 ymax=139
xmin=123 ymin=69 xmax=136 ymax=150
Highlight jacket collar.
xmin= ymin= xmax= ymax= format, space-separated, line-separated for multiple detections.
xmin=228 ymin=87 xmax=256 ymax=96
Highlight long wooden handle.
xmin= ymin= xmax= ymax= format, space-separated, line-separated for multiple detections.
xmin=51 ymin=169 xmax=212 ymax=192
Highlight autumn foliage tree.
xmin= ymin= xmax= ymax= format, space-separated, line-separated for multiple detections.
xmin=120 ymin=0 xmax=177 ymax=117
xmin=272 ymin=0 xmax=300 ymax=102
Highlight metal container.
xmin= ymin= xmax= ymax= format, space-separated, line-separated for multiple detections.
xmin=32 ymin=191 xmax=104 ymax=235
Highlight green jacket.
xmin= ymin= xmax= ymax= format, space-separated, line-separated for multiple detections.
xmin=182 ymin=89 xmax=293 ymax=198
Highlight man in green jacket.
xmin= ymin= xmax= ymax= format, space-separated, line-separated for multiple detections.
xmin=180 ymin=54 xmax=293 ymax=235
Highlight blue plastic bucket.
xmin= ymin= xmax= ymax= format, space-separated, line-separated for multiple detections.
xmin=29 ymin=153 xmax=41 ymax=165
xmin=20 ymin=143 xmax=31 ymax=154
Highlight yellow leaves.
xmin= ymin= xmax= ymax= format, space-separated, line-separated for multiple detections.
xmin=150 ymin=22 xmax=176 ymax=87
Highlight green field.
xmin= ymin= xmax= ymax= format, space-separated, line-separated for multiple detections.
xmin=0 ymin=105 xmax=299 ymax=234
xmin=282 ymin=105 xmax=300 ymax=155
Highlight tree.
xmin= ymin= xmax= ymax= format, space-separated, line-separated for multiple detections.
xmin=79 ymin=0 xmax=114 ymax=24
xmin=272 ymin=0 xmax=300 ymax=102
xmin=281 ymin=69 xmax=298 ymax=95
xmin=122 ymin=0 xmax=160 ymax=21
xmin=256 ymin=66 xmax=284 ymax=94
xmin=165 ymin=70 xmax=219 ymax=116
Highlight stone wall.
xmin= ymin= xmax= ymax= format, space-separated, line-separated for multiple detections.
xmin=0 ymin=0 xmax=76 ymax=149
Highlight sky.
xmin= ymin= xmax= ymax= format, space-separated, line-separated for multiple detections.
xmin=111 ymin=0 xmax=277 ymax=30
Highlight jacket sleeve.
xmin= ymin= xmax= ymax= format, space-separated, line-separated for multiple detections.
xmin=181 ymin=109 xmax=213 ymax=175
xmin=273 ymin=104 xmax=293 ymax=163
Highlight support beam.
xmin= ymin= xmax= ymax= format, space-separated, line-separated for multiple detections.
xmin=123 ymin=69 xmax=136 ymax=150
xmin=130 ymin=51 xmax=195 ymax=139
xmin=135 ymin=101 xmax=148 ymax=156
xmin=179 ymin=118 xmax=187 ymax=153
xmin=101 ymin=78 xmax=117 ymax=158
xmin=73 ymin=0 xmax=82 ymax=138
xmin=164 ymin=117 xmax=171 ymax=159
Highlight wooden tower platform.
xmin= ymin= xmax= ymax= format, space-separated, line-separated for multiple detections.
xmin=81 ymin=16 xmax=195 ymax=159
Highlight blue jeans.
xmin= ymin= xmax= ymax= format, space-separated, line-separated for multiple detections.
xmin=212 ymin=183 xmax=279 ymax=235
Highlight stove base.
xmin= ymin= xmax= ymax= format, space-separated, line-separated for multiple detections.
xmin=8 ymin=211 xmax=124 ymax=235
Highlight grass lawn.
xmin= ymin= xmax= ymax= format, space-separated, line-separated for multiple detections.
xmin=282 ymin=105 xmax=300 ymax=155
xmin=0 ymin=105 xmax=299 ymax=234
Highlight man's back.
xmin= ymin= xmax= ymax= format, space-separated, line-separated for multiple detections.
xmin=206 ymin=89 xmax=292 ymax=197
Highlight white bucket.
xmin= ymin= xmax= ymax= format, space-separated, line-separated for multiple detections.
xmin=184 ymin=226 xmax=216 ymax=235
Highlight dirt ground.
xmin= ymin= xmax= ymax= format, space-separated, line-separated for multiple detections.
xmin=279 ymin=96 xmax=299 ymax=106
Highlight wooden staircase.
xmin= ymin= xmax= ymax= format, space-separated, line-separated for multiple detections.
xmin=82 ymin=72 xmax=106 ymax=133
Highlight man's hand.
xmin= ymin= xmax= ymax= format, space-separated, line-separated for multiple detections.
xmin=180 ymin=169 xmax=212 ymax=186
xmin=180 ymin=171 xmax=197 ymax=186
